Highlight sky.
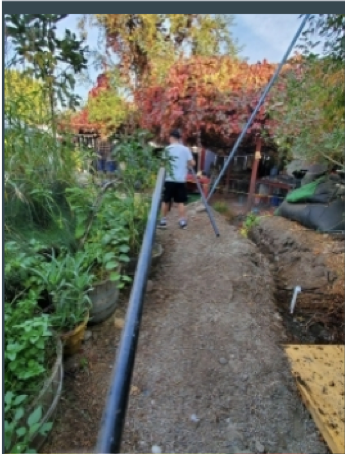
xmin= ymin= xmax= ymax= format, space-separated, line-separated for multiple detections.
xmin=56 ymin=14 xmax=313 ymax=101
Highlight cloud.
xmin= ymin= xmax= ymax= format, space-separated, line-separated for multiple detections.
xmin=236 ymin=14 xmax=301 ymax=56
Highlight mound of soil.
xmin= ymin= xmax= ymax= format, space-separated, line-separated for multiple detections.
xmin=250 ymin=215 xmax=344 ymax=344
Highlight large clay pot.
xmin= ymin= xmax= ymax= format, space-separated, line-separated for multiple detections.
xmin=126 ymin=242 xmax=164 ymax=276
xmin=88 ymin=278 xmax=120 ymax=325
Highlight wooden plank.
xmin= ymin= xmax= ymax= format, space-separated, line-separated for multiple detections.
xmin=284 ymin=345 xmax=345 ymax=454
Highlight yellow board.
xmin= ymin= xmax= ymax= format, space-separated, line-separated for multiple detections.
xmin=284 ymin=345 xmax=345 ymax=454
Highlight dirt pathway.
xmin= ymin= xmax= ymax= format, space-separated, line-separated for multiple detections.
xmin=121 ymin=205 xmax=328 ymax=454
xmin=43 ymin=205 xmax=330 ymax=454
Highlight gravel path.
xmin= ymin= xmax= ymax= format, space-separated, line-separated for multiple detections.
xmin=121 ymin=205 xmax=328 ymax=454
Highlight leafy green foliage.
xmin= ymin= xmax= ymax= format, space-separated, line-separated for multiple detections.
xmin=240 ymin=213 xmax=259 ymax=238
xmin=4 ymin=294 xmax=55 ymax=454
xmin=5 ymin=297 xmax=53 ymax=391
xmin=269 ymin=15 xmax=345 ymax=168
xmin=212 ymin=201 xmax=229 ymax=215
xmin=5 ymin=238 xmax=94 ymax=333
xmin=65 ymin=184 xmax=132 ymax=286
xmin=28 ymin=250 xmax=94 ymax=331
xmin=5 ymin=14 xmax=88 ymax=132
xmin=114 ymin=130 xmax=164 ymax=191
xmin=4 ymin=240 xmax=48 ymax=301
xmin=300 ymin=14 xmax=345 ymax=61
xmin=86 ymin=70 xmax=129 ymax=137
xmin=4 ymin=69 xmax=48 ymax=124
xmin=5 ymin=391 xmax=53 ymax=454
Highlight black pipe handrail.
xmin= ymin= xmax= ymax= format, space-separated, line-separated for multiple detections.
xmin=95 ymin=167 xmax=166 ymax=454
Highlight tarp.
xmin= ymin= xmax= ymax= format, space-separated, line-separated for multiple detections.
xmin=284 ymin=345 xmax=345 ymax=454
xmin=286 ymin=177 xmax=325 ymax=203
xmin=286 ymin=175 xmax=342 ymax=204
xmin=276 ymin=198 xmax=345 ymax=232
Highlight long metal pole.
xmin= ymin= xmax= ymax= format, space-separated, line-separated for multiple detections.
xmin=207 ymin=14 xmax=311 ymax=202
xmin=189 ymin=167 xmax=220 ymax=237
xmin=95 ymin=167 xmax=166 ymax=454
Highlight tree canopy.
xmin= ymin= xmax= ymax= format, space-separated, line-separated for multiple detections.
xmin=135 ymin=57 xmax=278 ymax=148
xmin=4 ymin=69 xmax=48 ymax=124
xmin=268 ymin=14 xmax=345 ymax=167
xmin=65 ymin=73 xmax=136 ymax=138
xmin=5 ymin=14 xmax=89 ymax=135
xmin=82 ymin=14 xmax=241 ymax=88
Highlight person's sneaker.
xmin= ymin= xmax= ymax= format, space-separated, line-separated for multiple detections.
xmin=157 ymin=218 xmax=167 ymax=229
xmin=179 ymin=220 xmax=187 ymax=229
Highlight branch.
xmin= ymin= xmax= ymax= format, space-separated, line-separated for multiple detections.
xmin=319 ymin=150 xmax=344 ymax=168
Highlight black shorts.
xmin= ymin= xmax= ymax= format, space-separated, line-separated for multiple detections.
xmin=163 ymin=181 xmax=187 ymax=204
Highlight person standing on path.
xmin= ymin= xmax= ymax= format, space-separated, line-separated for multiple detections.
xmin=158 ymin=129 xmax=195 ymax=230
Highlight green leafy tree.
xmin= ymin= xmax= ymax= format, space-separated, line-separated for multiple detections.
xmin=5 ymin=69 xmax=48 ymax=124
xmin=269 ymin=15 xmax=345 ymax=168
xmin=86 ymin=70 xmax=129 ymax=137
xmin=5 ymin=14 xmax=89 ymax=135
xmin=4 ymin=15 xmax=90 ymax=248
xmin=301 ymin=14 xmax=345 ymax=61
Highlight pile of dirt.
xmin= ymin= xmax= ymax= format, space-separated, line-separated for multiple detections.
xmin=250 ymin=215 xmax=344 ymax=344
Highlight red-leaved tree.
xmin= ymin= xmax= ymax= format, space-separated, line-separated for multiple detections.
xmin=135 ymin=56 xmax=285 ymax=148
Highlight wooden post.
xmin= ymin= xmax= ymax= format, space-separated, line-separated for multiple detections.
xmin=226 ymin=157 xmax=231 ymax=193
xmin=200 ymin=148 xmax=206 ymax=173
xmin=246 ymin=137 xmax=262 ymax=212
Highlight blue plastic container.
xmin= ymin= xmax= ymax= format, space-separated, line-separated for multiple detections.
xmin=106 ymin=161 xmax=116 ymax=173
xmin=271 ymin=195 xmax=281 ymax=207
xmin=97 ymin=159 xmax=106 ymax=172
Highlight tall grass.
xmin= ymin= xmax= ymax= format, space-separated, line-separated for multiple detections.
xmin=4 ymin=69 xmax=88 ymax=249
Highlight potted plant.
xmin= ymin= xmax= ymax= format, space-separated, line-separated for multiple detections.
xmin=65 ymin=185 xmax=133 ymax=324
xmin=30 ymin=250 xmax=94 ymax=355
xmin=82 ymin=230 xmax=130 ymax=325
xmin=81 ymin=217 xmax=132 ymax=325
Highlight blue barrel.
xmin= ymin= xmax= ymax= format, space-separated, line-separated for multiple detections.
xmin=106 ymin=161 xmax=116 ymax=173
xmin=97 ymin=159 xmax=106 ymax=172
xmin=271 ymin=195 xmax=281 ymax=207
